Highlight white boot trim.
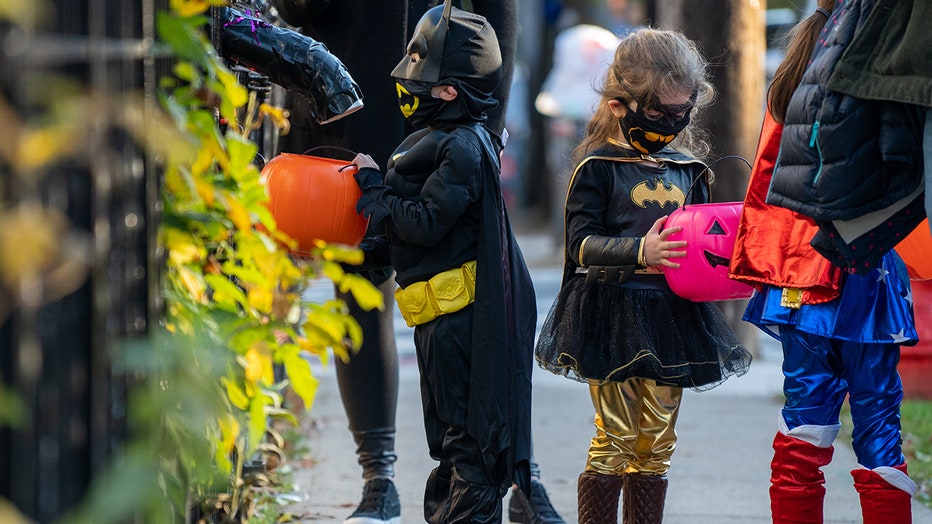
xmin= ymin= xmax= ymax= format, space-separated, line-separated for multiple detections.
xmin=855 ymin=464 xmax=918 ymax=495
xmin=778 ymin=415 xmax=840 ymax=448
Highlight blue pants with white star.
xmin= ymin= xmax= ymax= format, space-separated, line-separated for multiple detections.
xmin=780 ymin=326 xmax=905 ymax=469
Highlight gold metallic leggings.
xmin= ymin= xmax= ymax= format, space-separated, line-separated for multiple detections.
xmin=586 ymin=379 xmax=682 ymax=476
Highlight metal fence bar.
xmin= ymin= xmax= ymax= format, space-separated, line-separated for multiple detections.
xmin=0 ymin=0 xmax=167 ymax=520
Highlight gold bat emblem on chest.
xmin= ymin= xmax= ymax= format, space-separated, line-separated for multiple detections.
xmin=630 ymin=179 xmax=686 ymax=209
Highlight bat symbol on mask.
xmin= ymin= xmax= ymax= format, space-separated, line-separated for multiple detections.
xmin=396 ymin=83 xmax=419 ymax=118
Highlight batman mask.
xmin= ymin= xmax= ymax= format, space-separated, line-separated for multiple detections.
xmin=617 ymin=95 xmax=695 ymax=155
xmin=395 ymin=79 xmax=446 ymax=127
xmin=390 ymin=0 xmax=501 ymax=126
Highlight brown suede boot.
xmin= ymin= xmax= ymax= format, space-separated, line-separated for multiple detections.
xmin=622 ymin=473 xmax=667 ymax=524
xmin=577 ymin=471 xmax=624 ymax=524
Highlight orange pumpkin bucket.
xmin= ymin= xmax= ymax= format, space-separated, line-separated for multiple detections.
xmin=260 ymin=150 xmax=369 ymax=254
xmin=895 ymin=218 xmax=932 ymax=281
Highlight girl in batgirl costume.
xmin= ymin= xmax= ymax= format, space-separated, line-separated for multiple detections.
xmin=535 ymin=29 xmax=751 ymax=524
xmin=729 ymin=2 xmax=919 ymax=522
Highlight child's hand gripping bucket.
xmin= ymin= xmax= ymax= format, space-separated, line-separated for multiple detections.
xmin=663 ymin=156 xmax=755 ymax=302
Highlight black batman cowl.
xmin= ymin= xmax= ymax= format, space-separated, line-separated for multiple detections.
xmin=392 ymin=2 xmax=502 ymax=126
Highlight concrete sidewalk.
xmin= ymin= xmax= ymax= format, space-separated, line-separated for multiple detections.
xmin=282 ymin=235 xmax=932 ymax=523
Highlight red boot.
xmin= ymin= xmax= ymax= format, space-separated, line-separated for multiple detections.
xmin=769 ymin=432 xmax=834 ymax=524
xmin=851 ymin=463 xmax=916 ymax=524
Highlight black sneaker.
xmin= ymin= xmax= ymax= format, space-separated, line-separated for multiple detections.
xmin=508 ymin=478 xmax=566 ymax=524
xmin=344 ymin=477 xmax=401 ymax=524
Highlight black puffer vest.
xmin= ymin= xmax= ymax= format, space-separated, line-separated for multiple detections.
xmin=766 ymin=0 xmax=924 ymax=222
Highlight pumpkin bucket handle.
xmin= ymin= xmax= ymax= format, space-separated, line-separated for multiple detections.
xmin=300 ymin=146 xmax=359 ymax=170
xmin=682 ymin=154 xmax=751 ymax=208
xmin=301 ymin=145 xmax=356 ymax=160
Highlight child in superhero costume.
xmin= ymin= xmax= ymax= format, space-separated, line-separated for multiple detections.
xmin=349 ymin=2 xmax=537 ymax=522
xmin=728 ymin=2 xmax=919 ymax=522
xmin=269 ymin=0 xmax=564 ymax=522
xmin=534 ymin=29 xmax=752 ymax=523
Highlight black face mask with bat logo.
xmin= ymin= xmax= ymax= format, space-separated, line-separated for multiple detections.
xmin=617 ymin=95 xmax=694 ymax=155
xmin=395 ymin=79 xmax=446 ymax=128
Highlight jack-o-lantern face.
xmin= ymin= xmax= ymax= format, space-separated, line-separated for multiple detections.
xmin=663 ymin=203 xmax=754 ymax=302
xmin=702 ymin=219 xmax=730 ymax=268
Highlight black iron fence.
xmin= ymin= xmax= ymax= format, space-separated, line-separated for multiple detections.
xmin=0 ymin=0 xmax=168 ymax=521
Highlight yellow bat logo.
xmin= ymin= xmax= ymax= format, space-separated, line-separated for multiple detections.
xmin=396 ymin=82 xmax=419 ymax=118
xmin=630 ymin=179 xmax=686 ymax=209
xmin=627 ymin=126 xmax=676 ymax=154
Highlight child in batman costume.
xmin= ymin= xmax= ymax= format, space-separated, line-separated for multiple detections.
xmin=270 ymin=1 xmax=564 ymax=522
xmin=350 ymin=2 xmax=536 ymax=522
xmin=534 ymin=29 xmax=751 ymax=523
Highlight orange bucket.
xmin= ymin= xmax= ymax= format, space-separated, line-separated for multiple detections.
xmin=260 ymin=152 xmax=369 ymax=254
xmin=894 ymin=218 xmax=932 ymax=281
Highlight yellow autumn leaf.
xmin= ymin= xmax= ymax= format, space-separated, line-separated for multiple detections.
xmin=217 ymin=66 xmax=249 ymax=109
xmin=247 ymin=393 xmax=271 ymax=455
xmin=221 ymin=377 xmax=250 ymax=410
xmin=248 ymin=286 xmax=273 ymax=314
xmin=177 ymin=266 xmax=208 ymax=303
xmin=163 ymin=228 xmax=204 ymax=266
xmin=243 ymin=344 xmax=274 ymax=386
xmin=190 ymin=147 xmax=214 ymax=178
xmin=16 ymin=126 xmax=78 ymax=172
xmin=225 ymin=193 xmax=252 ymax=232
xmin=216 ymin=413 xmax=241 ymax=455
xmin=318 ymin=243 xmax=365 ymax=265
xmin=0 ymin=203 xmax=65 ymax=287
xmin=194 ymin=177 xmax=216 ymax=206
xmin=283 ymin=352 xmax=317 ymax=412
xmin=339 ymin=272 xmax=385 ymax=311
xmin=169 ymin=0 xmax=224 ymax=18
xmin=213 ymin=413 xmax=238 ymax=473
xmin=320 ymin=260 xmax=346 ymax=283
xmin=259 ymin=103 xmax=291 ymax=135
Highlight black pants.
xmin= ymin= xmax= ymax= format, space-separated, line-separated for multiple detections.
xmin=415 ymin=306 xmax=506 ymax=523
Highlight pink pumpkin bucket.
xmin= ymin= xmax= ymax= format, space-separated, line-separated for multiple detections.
xmin=664 ymin=202 xmax=753 ymax=301
xmin=663 ymin=156 xmax=754 ymax=302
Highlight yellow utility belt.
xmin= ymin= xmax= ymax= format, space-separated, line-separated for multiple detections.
xmin=395 ymin=260 xmax=477 ymax=327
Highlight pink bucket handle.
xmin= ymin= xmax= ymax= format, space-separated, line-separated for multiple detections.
xmin=682 ymin=154 xmax=752 ymax=207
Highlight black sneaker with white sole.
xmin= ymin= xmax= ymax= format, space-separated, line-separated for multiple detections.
xmin=344 ymin=477 xmax=401 ymax=524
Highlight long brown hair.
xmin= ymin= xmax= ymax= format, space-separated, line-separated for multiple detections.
xmin=571 ymin=28 xmax=715 ymax=165
xmin=767 ymin=0 xmax=835 ymax=123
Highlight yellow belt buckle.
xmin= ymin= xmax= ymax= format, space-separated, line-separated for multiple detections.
xmin=781 ymin=287 xmax=803 ymax=309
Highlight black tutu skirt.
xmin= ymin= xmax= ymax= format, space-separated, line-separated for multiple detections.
xmin=535 ymin=274 xmax=752 ymax=390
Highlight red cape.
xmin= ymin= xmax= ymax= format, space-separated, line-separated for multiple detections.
xmin=729 ymin=112 xmax=843 ymax=304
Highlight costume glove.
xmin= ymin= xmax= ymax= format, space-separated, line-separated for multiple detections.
xmin=353 ymin=168 xmax=391 ymax=225
xmin=354 ymin=167 xmax=384 ymax=191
